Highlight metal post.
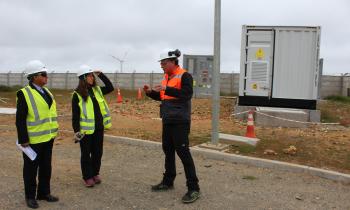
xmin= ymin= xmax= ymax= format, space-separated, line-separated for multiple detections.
xmin=65 ymin=71 xmax=69 ymax=90
xmin=112 ymin=70 xmax=117 ymax=88
xmin=211 ymin=0 xmax=221 ymax=144
xmin=230 ymin=72 xmax=234 ymax=95
xmin=7 ymin=71 xmax=11 ymax=87
xmin=131 ymin=70 xmax=135 ymax=90
xmin=49 ymin=71 xmax=54 ymax=89
xmin=317 ymin=58 xmax=323 ymax=99
xmin=21 ymin=71 xmax=24 ymax=86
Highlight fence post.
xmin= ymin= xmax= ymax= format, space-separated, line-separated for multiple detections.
xmin=7 ymin=71 xmax=11 ymax=87
xmin=65 ymin=71 xmax=69 ymax=90
xmin=21 ymin=71 xmax=25 ymax=86
xmin=114 ymin=71 xmax=118 ymax=88
xmin=150 ymin=71 xmax=154 ymax=88
xmin=230 ymin=72 xmax=234 ymax=95
xmin=131 ymin=70 xmax=136 ymax=90
xmin=50 ymin=71 xmax=54 ymax=89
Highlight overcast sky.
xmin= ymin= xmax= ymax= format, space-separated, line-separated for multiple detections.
xmin=0 ymin=0 xmax=349 ymax=74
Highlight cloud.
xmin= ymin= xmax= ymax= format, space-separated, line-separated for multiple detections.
xmin=0 ymin=0 xmax=349 ymax=74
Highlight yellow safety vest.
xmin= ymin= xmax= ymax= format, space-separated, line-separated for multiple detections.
xmin=75 ymin=86 xmax=112 ymax=134
xmin=19 ymin=85 xmax=59 ymax=144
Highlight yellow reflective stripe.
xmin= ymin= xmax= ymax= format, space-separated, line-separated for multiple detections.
xmin=80 ymin=126 xmax=94 ymax=131
xmin=82 ymin=99 xmax=88 ymax=118
xmin=80 ymin=118 xmax=94 ymax=123
xmin=24 ymin=87 xmax=39 ymax=121
xmin=27 ymin=117 xmax=57 ymax=126
xmin=28 ymin=128 xmax=58 ymax=137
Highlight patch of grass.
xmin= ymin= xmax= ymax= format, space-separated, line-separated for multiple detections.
xmin=321 ymin=110 xmax=339 ymax=123
xmin=325 ymin=95 xmax=350 ymax=104
xmin=344 ymin=154 xmax=350 ymax=169
xmin=0 ymin=85 xmax=22 ymax=92
xmin=233 ymin=144 xmax=256 ymax=154
xmin=242 ymin=175 xmax=257 ymax=180
xmin=189 ymin=133 xmax=211 ymax=146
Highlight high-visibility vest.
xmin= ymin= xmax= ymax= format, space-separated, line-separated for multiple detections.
xmin=160 ymin=67 xmax=186 ymax=100
xmin=75 ymin=86 xmax=112 ymax=134
xmin=19 ymin=85 xmax=59 ymax=144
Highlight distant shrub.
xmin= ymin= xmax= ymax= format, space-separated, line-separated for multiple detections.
xmin=325 ymin=95 xmax=350 ymax=104
xmin=0 ymin=85 xmax=22 ymax=92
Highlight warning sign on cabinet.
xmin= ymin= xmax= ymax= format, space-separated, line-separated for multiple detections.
xmin=255 ymin=48 xmax=265 ymax=59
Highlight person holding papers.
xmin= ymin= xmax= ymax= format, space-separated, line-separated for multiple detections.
xmin=15 ymin=60 xmax=59 ymax=209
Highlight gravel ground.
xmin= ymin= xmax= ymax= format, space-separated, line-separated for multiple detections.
xmin=1 ymin=135 xmax=350 ymax=210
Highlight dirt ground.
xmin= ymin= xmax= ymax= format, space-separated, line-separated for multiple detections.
xmin=1 ymin=89 xmax=350 ymax=175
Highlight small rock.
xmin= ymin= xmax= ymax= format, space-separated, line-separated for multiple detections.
xmin=295 ymin=194 xmax=303 ymax=200
xmin=283 ymin=145 xmax=297 ymax=155
xmin=264 ymin=149 xmax=277 ymax=155
xmin=204 ymin=164 xmax=212 ymax=168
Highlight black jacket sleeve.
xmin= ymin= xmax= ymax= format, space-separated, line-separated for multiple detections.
xmin=98 ymin=73 xmax=114 ymax=95
xmin=164 ymin=72 xmax=193 ymax=101
xmin=146 ymin=90 xmax=161 ymax=101
xmin=71 ymin=92 xmax=80 ymax=133
xmin=16 ymin=90 xmax=29 ymax=144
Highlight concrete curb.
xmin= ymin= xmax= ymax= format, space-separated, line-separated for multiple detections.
xmin=104 ymin=134 xmax=350 ymax=184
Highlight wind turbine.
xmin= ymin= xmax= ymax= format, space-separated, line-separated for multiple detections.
xmin=110 ymin=52 xmax=128 ymax=73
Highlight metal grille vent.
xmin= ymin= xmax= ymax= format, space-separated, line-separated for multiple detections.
xmin=251 ymin=62 xmax=268 ymax=82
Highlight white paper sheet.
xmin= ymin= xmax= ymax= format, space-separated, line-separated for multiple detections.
xmin=0 ymin=108 xmax=16 ymax=115
xmin=16 ymin=140 xmax=37 ymax=161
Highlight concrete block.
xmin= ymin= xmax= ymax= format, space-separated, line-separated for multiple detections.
xmin=197 ymin=142 xmax=230 ymax=151
xmin=255 ymin=107 xmax=308 ymax=128
xmin=219 ymin=133 xmax=259 ymax=146
xmin=309 ymin=109 xmax=321 ymax=122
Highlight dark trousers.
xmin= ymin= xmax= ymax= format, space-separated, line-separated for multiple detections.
xmin=162 ymin=123 xmax=200 ymax=191
xmin=23 ymin=139 xmax=54 ymax=199
xmin=79 ymin=129 xmax=104 ymax=180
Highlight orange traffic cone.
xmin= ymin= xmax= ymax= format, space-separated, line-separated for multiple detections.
xmin=137 ymin=88 xmax=142 ymax=100
xmin=245 ymin=110 xmax=256 ymax=138
xmin=116 ymin=88 xmax=123 ymax=103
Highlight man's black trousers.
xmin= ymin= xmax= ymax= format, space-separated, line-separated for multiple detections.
xmin=162 ymin=123 xmax=199 ymax=191
xmin=23 ymin=139 xmax=54 ymax=199
xmin=79 ymin=129 xmax=104 ymax=180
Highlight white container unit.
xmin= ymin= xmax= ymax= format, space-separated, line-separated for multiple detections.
xmin=239 ymin=25 xmax=321 ymax=109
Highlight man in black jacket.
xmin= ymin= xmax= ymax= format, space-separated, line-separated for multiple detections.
xmin=16 ymin=60 xmax=59 ymax=209
xmin=144 ymin=49 xmax=200 ymax=204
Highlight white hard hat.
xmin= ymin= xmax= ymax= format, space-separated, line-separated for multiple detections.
xmin=158 ymin=49 xmax=181 ymax=61
xmin=25 ymin=60 xmax=47 ymax=76
xmin=77 ymin=64 xmax=94 ymax=77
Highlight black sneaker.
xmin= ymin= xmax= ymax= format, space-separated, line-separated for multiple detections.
xmin=151 ymin=182 xmax=174 ymax=192
xmin=36 ymin=194 xmax=59 ymax=202
xmin=182 ymin=190 xmax=200 ymax=203
xmin=25 ymin=198 xmax=39 ymax=209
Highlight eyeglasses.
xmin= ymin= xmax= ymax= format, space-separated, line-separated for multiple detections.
xmin=37 ymin=72 xmax=48 ymax=77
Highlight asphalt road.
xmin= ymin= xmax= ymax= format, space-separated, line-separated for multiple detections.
xmin=1 ymin=135 xmax=349 ymax=210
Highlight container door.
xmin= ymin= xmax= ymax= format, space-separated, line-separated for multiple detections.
xmin=245 ymin=30 xmax=274 ymax=97
xmin=194 ymin=57 xmax=213 ymax=97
